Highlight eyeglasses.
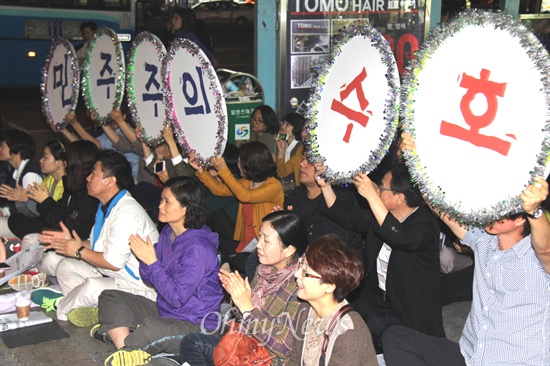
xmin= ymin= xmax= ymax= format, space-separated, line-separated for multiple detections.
xmin=378 ymin=185 xmax=394 ymax=193
xmin=251 ymin=116 xmax=264 ymax=124
xmin=298 ymin=258 xmax=323 ymax=280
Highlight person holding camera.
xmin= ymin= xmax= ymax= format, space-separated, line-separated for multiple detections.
xmin=276 ymin=113 xmax=306 ymax=192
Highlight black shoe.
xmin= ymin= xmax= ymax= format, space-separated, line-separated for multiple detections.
xmin=90 ymin=324 xmax=114 ymax=345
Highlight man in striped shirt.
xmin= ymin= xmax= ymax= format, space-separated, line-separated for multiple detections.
xmin=382 ymin=176 xmax=550 ymax=365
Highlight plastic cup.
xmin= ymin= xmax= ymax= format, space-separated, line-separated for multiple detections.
xmin=15 ymin=299 xmax=31 ymax=321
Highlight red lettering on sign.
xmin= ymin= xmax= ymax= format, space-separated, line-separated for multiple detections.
xmin=330 ymin=67 xmax=372 ymax=143
xmin=440 ymin=68 xmax=512 ymax=155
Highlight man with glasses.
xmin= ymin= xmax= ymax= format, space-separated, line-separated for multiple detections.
xmin=319 ymin=163 xmax=444 ymax=353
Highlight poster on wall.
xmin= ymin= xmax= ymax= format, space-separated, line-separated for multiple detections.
xmin=282 ymin=0 xmax=428 ymax=114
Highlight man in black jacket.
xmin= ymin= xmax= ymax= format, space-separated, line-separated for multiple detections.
xmin=285 ymin=156 xmax=364 ymax=252
xmin=320 ymin=163 xmax=445 ymax=353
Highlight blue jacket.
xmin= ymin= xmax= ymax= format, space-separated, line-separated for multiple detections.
xmin=139 ymin=225 xmax=223 ymax=331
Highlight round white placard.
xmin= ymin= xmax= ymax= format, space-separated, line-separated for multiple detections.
xmin=402 ymin=11 xmax=550 ymax=225
xmin=306 ymin=22 xmax=400 ymax=183
xmin=41 ymin=38 xmax=79 ymax=129
xmin=164 ymin=38 xmax=227 ymax=163
xmin=81 ymin=27 xmax=125 ymax=124
xmin=127 ymin=32 xmax=167 ymax=147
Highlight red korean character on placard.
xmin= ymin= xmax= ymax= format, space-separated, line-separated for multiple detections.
xmin=440 ymin=68 xmax=515 ymax=156
xmin=330 ymin=67 xmax=373 ymax=143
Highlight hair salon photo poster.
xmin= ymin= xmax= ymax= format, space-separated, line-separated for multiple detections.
xmin=282 ymin=0 xmax=428 ymax=114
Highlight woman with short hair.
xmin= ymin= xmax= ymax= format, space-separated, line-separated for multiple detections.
xmin=289 ymin=234 xmax=378 ymax=366
xmin=248 ymin=105 xmax=280 ymax=157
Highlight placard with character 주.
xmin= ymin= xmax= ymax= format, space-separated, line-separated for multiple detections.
xmin=305 ymin=21 xmax=400 ymax=184
xmin=126 ymin=32 xmax=167 ymax=147
xmin=41 ymin=38 xmax=80 ymax=130
xmin=164 ymin=38 xmax=227 ymax=165
xmin=401 ymin=10 xmax=550 ymax=226
xmin=81 ymin=26 xmax=125 ymax=125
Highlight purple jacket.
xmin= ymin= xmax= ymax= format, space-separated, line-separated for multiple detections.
xmin=139 ymin=225 xmax=223 ymax=331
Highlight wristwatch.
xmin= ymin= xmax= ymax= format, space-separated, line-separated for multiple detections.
xmin=524 ymin=207 xmax=543 ymax=220
xmin=74 ymin=246 xmax=86 ymax=260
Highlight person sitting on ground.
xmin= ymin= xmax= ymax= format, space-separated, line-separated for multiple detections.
xmin=102 ymin=107 xmax=158 ymax=186
xmin=204 ymin=144 xmax=240 ymax=265
xmin=439 ymin=231 xmax=474 ymax=275
xmin=8 ymin=140 xmax=66 ymax=238
xmin=139 ymin=124 xmax=195 ymax=183
xmin=289 ymin=234 xmax=378 ymax=366
xmin=179 ymin=210 xmax=309 ymax=366
xmin=0 ymin=129 xmax=43 ymax=237
xmin=190 ymin=141 xmax=284 ymax=275
xmin=286 ymin=155 xmax=365 ymax=250
xmin=93 ymin=177 xmax=223 ymax=364
xmin=276 ymin=113 xmax=306 ymax=192
xmin=438 ymin=229 xmax=475 ymax=306
xmin=244 ymin=155 xmax=365 ymax=280
xmin=244 ymin=105 xmax=280 ymax=158
xmin=30 ymin=150 xmax=159 ymax=326
xmin=19 ymin=141 xmax=99 ymax=277
xmin=318 ymin=163 xmax=445 ymax=353
xmin=382 ymin=135 xmax=550 ymax=366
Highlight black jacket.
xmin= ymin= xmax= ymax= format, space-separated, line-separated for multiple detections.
xmin=324 ymin=199 xmax=445 ymax=338
xmin=36 ymin=175 xmax=99 ymax=239
xmin=285 ymin=185 xmax=364 ymax=252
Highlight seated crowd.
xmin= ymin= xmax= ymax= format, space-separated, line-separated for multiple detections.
xmin=1 ymin=106 xmax=549 ymax=366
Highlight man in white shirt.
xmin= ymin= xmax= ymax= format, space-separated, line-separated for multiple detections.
xmin=32 ymin=150 xmax=159 ymax=326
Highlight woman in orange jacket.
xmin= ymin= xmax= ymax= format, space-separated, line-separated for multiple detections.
xmin=190 ymin=141 xmax=284 ymax=274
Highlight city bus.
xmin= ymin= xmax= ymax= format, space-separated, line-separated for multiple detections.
xmin=0 ymin=0 xmax=136 ymax=88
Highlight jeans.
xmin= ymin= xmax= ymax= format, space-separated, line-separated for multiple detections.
xmin=179 ymin=332 xmax=221 ymax=366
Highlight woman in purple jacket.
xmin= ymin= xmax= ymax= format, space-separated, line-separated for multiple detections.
xmin=94 ymin=176 xmax=223 ymax=364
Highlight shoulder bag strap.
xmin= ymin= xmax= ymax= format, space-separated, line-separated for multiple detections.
xmin=318 ymin=304 xmax=354 ymax=366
